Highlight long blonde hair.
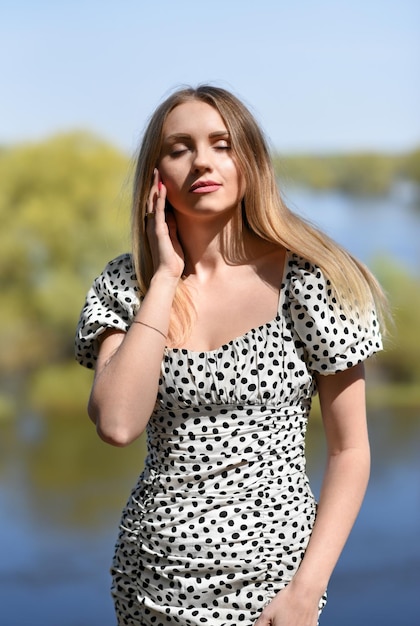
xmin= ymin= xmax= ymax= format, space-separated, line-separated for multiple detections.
xmin=131 ymin=85 xmax=389 ymax=346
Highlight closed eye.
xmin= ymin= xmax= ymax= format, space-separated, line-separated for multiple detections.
xmin=169 ymin=145 xmax=189 ymax=157
xmin=213 ymin=140 xmax=231 ymax=151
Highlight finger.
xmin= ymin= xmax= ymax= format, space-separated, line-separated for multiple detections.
xmin=147 ymin=170 xmax=167 ymax=218
xmin=155 ymin=177 xmax=167 ymax=221
xmin=146 ymin=169 xmax=159 ymax=215
xmin=253 ymin=618 xmax=270 ymax=626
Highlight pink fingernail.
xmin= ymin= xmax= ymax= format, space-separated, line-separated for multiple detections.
xmin=158 ymin=181 xmax=162 ymax=191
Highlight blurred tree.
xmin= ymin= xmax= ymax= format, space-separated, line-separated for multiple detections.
xmin=0 ymin=132 xmax=131 ymax=375
xmin=328 ymin=153 xmax=397 ymax=196
xmin=403 ymin=149 xmax=420 ymax=184
xmin=273 ymin=154 xmax=335 ymax=191
xmin=275 ymin=150 xmax=419 ymax=196
xmin=373 ymin=258 xmax=420 ymax=385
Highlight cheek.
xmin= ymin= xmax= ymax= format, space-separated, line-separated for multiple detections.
xmin=231 ymin=164 xmax=245 ymax=197
xmin=157 ymin=168 xmax=174 ymax=198
xmin=224 ymin=153 xmax=243 ymax=187
xmin=158 ymin=170 xmax=182 ymax=208
xmin=158 ymin=162 xmax=182 ymax=191
xmin=161 ymin=176 xmax=180 ymax=204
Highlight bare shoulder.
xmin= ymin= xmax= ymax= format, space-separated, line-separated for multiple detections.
xmin=252 ymin=242 xmax=287 ymax=287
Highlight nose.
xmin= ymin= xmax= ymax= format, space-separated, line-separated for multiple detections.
xmin=191 ymin=145 xmax=212 ymax=172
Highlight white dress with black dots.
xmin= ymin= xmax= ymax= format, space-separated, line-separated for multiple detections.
xmin=75 ymin=252 xmax=382 ymax=626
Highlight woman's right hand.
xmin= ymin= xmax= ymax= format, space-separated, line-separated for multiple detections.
xmin=146 ymin=169 xmax=185 ymax=280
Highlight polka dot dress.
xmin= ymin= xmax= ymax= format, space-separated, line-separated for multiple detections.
xmin=75 ymin=252 xmax=382 ymax=625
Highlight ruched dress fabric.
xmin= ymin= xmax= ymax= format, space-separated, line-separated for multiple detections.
xmin=75 ymin=252 xmax=382 ymax=626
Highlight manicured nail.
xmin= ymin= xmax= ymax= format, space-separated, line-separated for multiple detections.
xmin=158 ymin=181 xmax=162 ymax=191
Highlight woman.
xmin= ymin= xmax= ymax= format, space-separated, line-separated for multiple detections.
xmin=75 ymin=85 xmax=387 ymax=625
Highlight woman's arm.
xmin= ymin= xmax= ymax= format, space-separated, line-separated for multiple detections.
xmin=87 ymin=272 xmax=179 ymax=446
xmin=88 ymin=171 xmax=184 ymax=446
xmin=255 ymin=363 xmax=371 ymax=625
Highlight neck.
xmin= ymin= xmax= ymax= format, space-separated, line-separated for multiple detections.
xmin=175 ymin=209 xmax=252 ymax=277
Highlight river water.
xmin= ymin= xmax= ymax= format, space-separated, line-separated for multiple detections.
xmin=1 ymin=187 xmax=419 ymax=625
xmin=284 ymin=183 xmax=420 ymax=274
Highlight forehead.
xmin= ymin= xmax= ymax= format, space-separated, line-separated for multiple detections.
xmin=162 ymin=100 xmax=227 ymax=137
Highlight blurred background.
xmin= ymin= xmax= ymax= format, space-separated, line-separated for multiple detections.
xmin=0 ymin=1 xmax=419 ymax=624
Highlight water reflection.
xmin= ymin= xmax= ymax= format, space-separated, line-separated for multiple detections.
xmin=0 ymin=407 xmax=419 ymax=625
xmin=6 ymin=411 xmax=146 ymax=529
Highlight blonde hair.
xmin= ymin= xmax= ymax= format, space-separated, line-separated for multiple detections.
xmin=131 ymin=85 xmax=389 ymax=346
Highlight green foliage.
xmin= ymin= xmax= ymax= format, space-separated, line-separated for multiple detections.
xmin=401 ymin=149 xmax=420 ymax=184
xmin=274 ymin=149 xmax=420 ymax=197
xmin=372 ymin=258 xmax=420 ymax=386
xmin=0 ymin=393 xmax=15 ymax=421
xmin=0 ymin=132 xmax=131 ymax=374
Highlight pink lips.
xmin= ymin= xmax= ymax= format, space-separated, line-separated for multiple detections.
xmin=190 ymin=180 xmax=222 ymax=193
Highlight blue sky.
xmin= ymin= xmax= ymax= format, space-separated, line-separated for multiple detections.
xmin=1 ymin=0 xmax=419 ymax=153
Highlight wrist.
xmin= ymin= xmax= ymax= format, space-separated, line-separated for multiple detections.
xmin=150 ymin=271 xmax=180 ymax=291
xmin=288 ymin=573 xmax=327 ymax=601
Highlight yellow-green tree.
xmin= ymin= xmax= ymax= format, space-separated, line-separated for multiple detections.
xmin=0 ymin=132 xmax=130 ymax=375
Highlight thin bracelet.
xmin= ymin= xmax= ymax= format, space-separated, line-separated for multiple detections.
xmin=132 ymin=320 xmax=167 ymax=340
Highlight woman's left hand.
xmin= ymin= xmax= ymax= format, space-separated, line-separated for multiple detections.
xmin=253 ymin=582 xmax=320 ymax=626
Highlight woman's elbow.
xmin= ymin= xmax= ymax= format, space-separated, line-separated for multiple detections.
xmin=87 ymin=400 xmax=143 ymax=447
xmin=96 ymin=419 xmax=144 ymax=447
xmin=96 ymin=423 xmax=137 ymax=447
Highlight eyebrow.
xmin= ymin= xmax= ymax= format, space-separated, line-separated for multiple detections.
xmin=164 ymin=131 xmax=230 ymax=142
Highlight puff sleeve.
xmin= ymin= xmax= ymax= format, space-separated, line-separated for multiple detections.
xmin=75 ymin=254 xmax=140 ymax=369
xmin=287 ymin=255 xmax=383 ymax=374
